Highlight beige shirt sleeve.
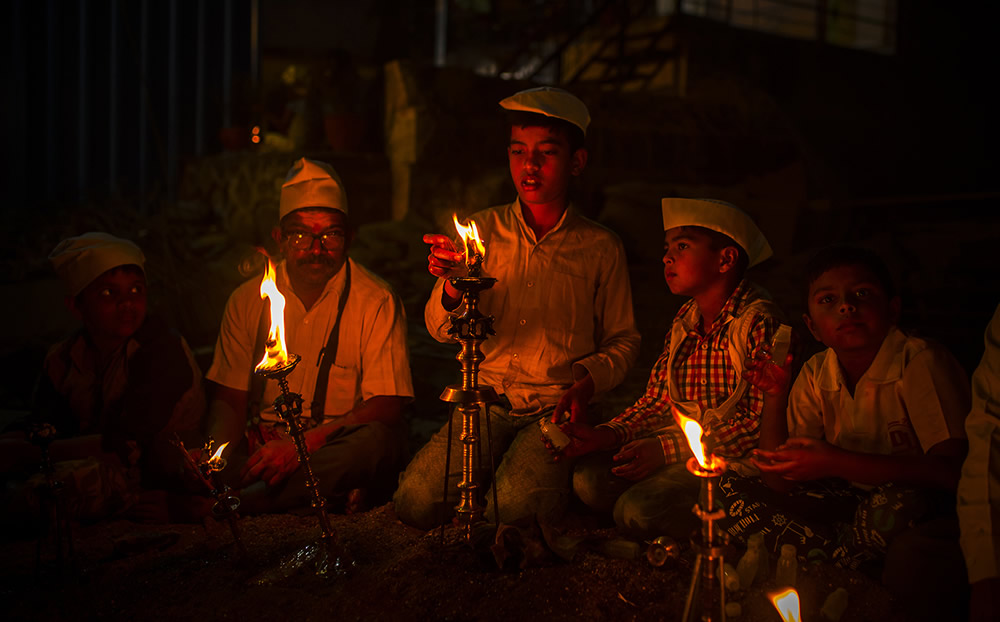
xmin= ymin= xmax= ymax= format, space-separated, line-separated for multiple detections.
xmin=899 ymin=344 xmax=970 ymax=453
xmin=786 ymin=353 xmax=829 ymax=440
xmin=570 ymin=232 xmax=640 ymax=395
xmin=958 ymin=303 xmax=1000 ymax=583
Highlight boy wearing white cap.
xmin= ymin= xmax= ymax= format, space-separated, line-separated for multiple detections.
xmin=558 ymin=198 xmax=785 ymax=539
xmin=4 ymin=233 xmax=205 ymax=521
xmin=394 ymin=87 xmax=640 ymax=530
xmin=205 ymin=157 xmax=414 ymax=514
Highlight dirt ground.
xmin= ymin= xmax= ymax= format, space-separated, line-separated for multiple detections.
xmin=0 ymin=501 xmax=916 ymax=622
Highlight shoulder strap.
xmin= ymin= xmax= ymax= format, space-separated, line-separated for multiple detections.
xmin=246 ymin=300 xmax=271 ymax=427
xmin=310 ymin=261 xmax=352 ymax=425
xmin=726 ymin=298 xmax=783 ymax=380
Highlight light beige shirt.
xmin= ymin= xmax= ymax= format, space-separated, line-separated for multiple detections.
xmin=425 ymin=200 xmax=640 ymax=415
xmin=788 ymin=327 xmax=968 ymax=459
xmin=958 ymin=303 xmax=1000 ymax=583
xmin=208 ymin=258 xmax=414 ymax=424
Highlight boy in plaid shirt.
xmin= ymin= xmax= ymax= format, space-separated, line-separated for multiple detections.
xmin=551 ymin=198 xmax=784 ymax=539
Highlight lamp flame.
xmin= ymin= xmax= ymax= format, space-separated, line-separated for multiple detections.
xmin=769 ymin=588 xmax=801 ymax=622
xmin=452 ymin=214 xmax=485 ymax=267
xmin=255 ymin=258 xmax=289 ymax=371
xmin=675 ymin=410 xmax=722 ymax=470
xmin=208 ymin=441 xmax=229 ymax=464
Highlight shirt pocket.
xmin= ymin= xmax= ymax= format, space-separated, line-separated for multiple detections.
xmin=324 ymin=363 xmax=360 ymax=417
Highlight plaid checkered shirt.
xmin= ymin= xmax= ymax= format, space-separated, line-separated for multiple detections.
xmin=600 ymin=279 xmax=782 ymax=464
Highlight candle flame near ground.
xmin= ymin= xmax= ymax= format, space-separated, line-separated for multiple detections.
xmin=208 ymin=441 xmax=229 ymax=464
xmin=255 ymin=258 xmax=289 ymax=371
xmin=675 ymin=411 xmax=722 ymax=470
xmin=452 ymin=214 xmax=485 ymax=266
xmin=769 ymin=588 xmax=801 ymax=622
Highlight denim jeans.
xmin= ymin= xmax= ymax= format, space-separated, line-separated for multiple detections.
xmin=393 ymin=400 xmax=572 ymax=530
xmin=573 ymin=452 xmax=700 ymax=539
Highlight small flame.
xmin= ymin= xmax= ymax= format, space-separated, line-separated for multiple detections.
xmin=452 ymin=214 xmax=485 ymax=265
xmin=769 ymin=588 xmax=801 ymax=622
xmin=675 ymin=410 xmax=720 ymax=470
xmin=209 ymin=441 xmax=230 ymax=464
xmin=255 ymin=258 xmax=289 ymax=371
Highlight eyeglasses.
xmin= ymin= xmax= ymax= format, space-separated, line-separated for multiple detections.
xmin=284 ymin=230 xmax=347 ymax=251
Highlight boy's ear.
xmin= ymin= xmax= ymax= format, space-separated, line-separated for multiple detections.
xmin=571 ymin=148 xmax=588 ymax=177
xmin=718 ymin=246 xmax=739 ymax=273
xmin=271 ymin=226 xmax=283 ymax=246
xmin=802 ymin=312 xmax=821 ymax=342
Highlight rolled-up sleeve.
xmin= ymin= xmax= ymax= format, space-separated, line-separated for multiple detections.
xmin=958 ymin=304 xmax=1000 ymax=583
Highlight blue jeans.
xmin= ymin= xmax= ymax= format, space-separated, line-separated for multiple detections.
xmin=393 ymin=401 xmax=573 ymax=530
xmin=573 ymin=452 xmax=700 ymax=539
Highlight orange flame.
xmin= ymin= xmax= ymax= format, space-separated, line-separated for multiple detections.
xmin=208 ymin=441 xmax=230 ymax=464
xmin=675 ymin=410 xmax=721 ymax=470
xmin=769 ymin=588 xmax=801 ymax=622
xmin=452 ymin=214 xmax=485 ymax=264
xmin=255 ymin=258 xmax=289 ymax=371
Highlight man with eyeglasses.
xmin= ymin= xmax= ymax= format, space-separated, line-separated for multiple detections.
xmin=203 ymin=157 xmax=414 ymax=514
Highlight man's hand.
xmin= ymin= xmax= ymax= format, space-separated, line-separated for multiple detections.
xmin=552 ymin=373 xmax=595 ymax=424
xmin=239 ymin=439 xmax=300 ymax=487
xmin=548 ymin=421 xmax=617 ymax=459
xmin=751 ymin=437 xmax=843 ymax=482
xmin=610 ymin=438 xmax=665 ymax=481
xmin=742 ymin=350 xmax=794 ymax=397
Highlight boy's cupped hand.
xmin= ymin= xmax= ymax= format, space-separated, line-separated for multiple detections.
xmin=751 ymin=437 xmax=843 ymax=481
xmin=611 ymin=438 xmax=666 ymax=481
xmin=423 ymin=234 xmax=466 ymax=278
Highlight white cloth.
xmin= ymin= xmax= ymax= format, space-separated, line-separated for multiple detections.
xmin=788 ymin=327 xmax=969 ymax=458
xmin=425 ymin=199 xmax=640 ymax=415
xmin=208 ymin=258 xmax=413 ymax=424
xmin=958 ymin=303 xmax=1000 ymax=583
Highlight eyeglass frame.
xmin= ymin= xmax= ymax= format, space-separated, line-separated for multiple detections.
xmin=281 ymin=229 xmax=348 ymax=251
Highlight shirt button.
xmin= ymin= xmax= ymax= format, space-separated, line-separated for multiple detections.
xmin=527 ymin=281 xmax=534 ymax=287
xmin=513 ymin=353 xmax=519 ymax=359
xmin=519 ymin=319 xmax=526 ymax=325
xmin=701 ymin=343 xmax=708 ymax=350
xmin=701 ymin=379 xmax=707 ymax=385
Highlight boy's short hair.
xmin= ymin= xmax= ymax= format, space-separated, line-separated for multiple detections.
xmin=505 ymin=110 xmax=586 ymax=153
xmin=804 ymin=245 xmax=897 ymax=301
xmin=678 ymin=225 xmax=750 ymax=279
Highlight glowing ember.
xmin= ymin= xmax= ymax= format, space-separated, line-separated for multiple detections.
xmin=255 ymin=258 xmax=290 ymax=371
xmin=769 ymin=588 xmax=802 ymax=622
xmin=208 ymin=441 xmax=230 ymax=464
xmin=675 ymin=410 xmax=722 ymax=470
xmin=452 ymin=214 xmax=486 ymax=267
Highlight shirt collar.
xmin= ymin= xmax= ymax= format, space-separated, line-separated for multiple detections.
xmin=816 ymin=325 xmax=906 ymax=391
xmin=680 ymin=278 xmax=757 ymax=333
xmin=510 ymin=198 xmax=575 ymax=243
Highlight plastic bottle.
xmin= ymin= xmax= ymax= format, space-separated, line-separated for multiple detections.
xmin=775 ymin=543 xmax=798 ymax=588
xmin=538 ymin=418 xmax=570 ymax=452
xmin=750 ymin=533 xmax=770 ymax=584
xmin=722 ymin=562 xmax=740 ymax=592
xmin=820 ymin=587 xmax=849 ymax=621
xmin=599 ymin=538 xmax=640 ymax=560
xmin=736 ymin=541 xmax=760 ymax=589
